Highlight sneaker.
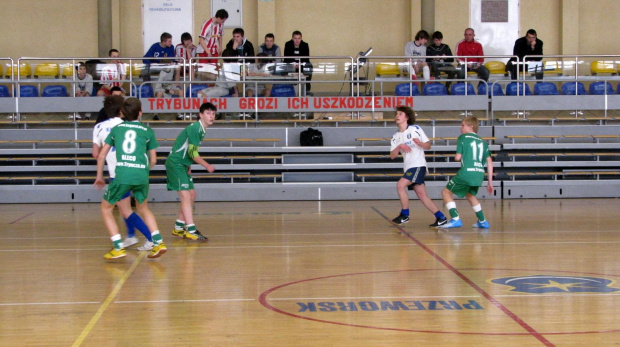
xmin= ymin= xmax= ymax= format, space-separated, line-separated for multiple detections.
xmin=184 ymin=230 xmax=209 ymax=241
xmin=104 ymin=248 xmax=126 ymax=260
xmin=123 ymin=236 xmax=139 ymax=248
xmin=437 ymin=219 xmax=463 ymax=229
xmin=472 ymin=220 xmax=490 ymax=229
xmin=391 ymin=213 xmax=409 ymax=225
xmin=172 ymin=229 xmax=185 ymax=238
xmin=148 ymin=242 xmax=167 ymax=258
xmin=429 ymin=217 xmax=448 ymax=227
xmin=138 ymin=241 xmax=154 ymax=251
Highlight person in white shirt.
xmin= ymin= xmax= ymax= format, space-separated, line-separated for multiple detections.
xmin=404 ymin=30 xmax=431 ymax=82
xmin=197 ymin=49 xmax=239 ymax=98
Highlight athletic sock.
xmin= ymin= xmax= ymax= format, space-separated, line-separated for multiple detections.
xmin=401 ymin=209 xmax=410 ymax=217
xmin=123 ymin=217 xmax=135 ymax=238
xmin=174 ymin=219 xmax=185 ymax=231
xmin=151 ymin=230 xmax=163 ymax=245
xmin=186 ymin=224 xmax=197 ymax=233
xmin=111 ymin=234 xmax=123 ymax=250
xmin=422 ymin=66 xmax=430 ymax=81
xmin=472 ymin=204 xmax=485 ymax=222
xmin=434 ymin=210 xmax=446 ymax=220
xmin=127 ymin=213 xmax=153 ymax=242
xmin=446 ymin=201 xmax=459 ymax=219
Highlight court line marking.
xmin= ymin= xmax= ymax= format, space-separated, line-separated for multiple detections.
xmin=71 ymin=252 xmax=146 ymax=347
xmin=269 ymin=295 xmax=480 ymax=301
xmin=371 ymin=207 xmax=555 ymax=347
xmin=0 ymin=301 xmax=100 ymax=306
xmin=115 ymin=298 xmax=255 ymax=304
xmin=8 ymin=212 xmax=35 ymax=224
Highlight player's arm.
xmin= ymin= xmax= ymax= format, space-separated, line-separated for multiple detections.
xmin=188 ymin=144 xmax=215 ymax=173
xmin=92 ymin=143 xmax=100 ymax=159
xmin=454 ymin=153 xmax=462 ymax=162
xmin=485 ymin=156 xmax=494 ymax=193
xmin=413 ymin=138 xmax=431 ymax=150
xmin=94 ymin=143 xmax=111 ymax=190
xmin=148 ymin=149 xmax=157 ymax=170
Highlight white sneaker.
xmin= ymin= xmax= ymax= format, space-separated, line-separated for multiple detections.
xmin=138 ymin=241 xmax=154 ymax=251
xmin=123 ymin=236 xmax=139 ymax=248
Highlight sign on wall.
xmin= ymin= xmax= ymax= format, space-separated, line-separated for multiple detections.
xmin=470 ymin=0 xmax=519 ymax=58
xmin=142 ymin=0 xmax=193 ymax=54
xmin=211 ymin=0 xmax=242 ymax=28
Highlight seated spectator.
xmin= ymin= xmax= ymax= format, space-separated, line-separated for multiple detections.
xmin=426 ymin=31 xmax=456 ymax=90
xmin=142 ymin=32 xmax=175 ymax=82
xmin=95 ymin=86 xmax=124 ymax=124
xmin=225 ymin=28 xmax=256 ymax=63
xmin=154 ymin=68 xmax=183 ymax=98
xmin=72 ymin=62 xmax=93 ymax=97
xmin=284 ymin=30 xmax=313 ymax=93
xmin=404 ymin=30 xmax=431 ymax=82
xmin=455 ymin=28 xmax=489 ymax=83
xmin=197 ymin=49 xmax=239 ymax=98
xmin=258 ymin=33 xmax=282 ymax=63
xmin=507 ymin=29 xmax=543 ymax=80
xmin=175 ymin=32 xmax=197 ymax=82
xmin=97 ymin=49 xmax=127 ymax=96
xmin=245 ymin=53 xmax=272 ymax=97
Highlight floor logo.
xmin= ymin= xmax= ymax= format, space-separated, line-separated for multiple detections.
xmin=491 ymin=275 xmax=620 ymax=294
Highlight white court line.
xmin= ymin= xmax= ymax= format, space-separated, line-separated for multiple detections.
xmin=268 ymin=295 xmax=480 ymax=301
xmin=0 ymin=301 xmax=100 ymax=306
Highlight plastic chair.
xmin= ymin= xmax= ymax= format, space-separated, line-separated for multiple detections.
xmin=422 ymin=83 xmax=448 ymax=96
xmin=4 ymin=63 xmax=31 ymax=79
xmin=42 ymin=85 xmax=68 ymax=97
xmin=589 ymin=81 xmax=614 ymax=95
xmin=375 ymin=63 xmax=401 ymax=77
xmin=19 ymin=85 xmax=39 ymax=97
xmin=271 ymin=84 xmax=296 ymax=97
xmin=590 ymin=61 xmax=617 ymax=76
xmin=394 ymin=83 xmax=420 ymax=96
xmin=0 ymin=85 xmax=10 ymax=97
xmin=478 ymin=83 xmax=504 ymax=96
xmin=484 ymin=61 xmax=507 ymax=76
xmin=34 ymin=63 xmax=60 ymax=79
xmin=533 ymin=82 xmax=559 ymax=95
xmin=450 ymin=82 xmax=476 ymax=95
xmin=60 ymin=64 xmax=76 ymax=79
xmin=562 ymin=82 xmax=587 ymax=95
xmin=542 ymin=61 xmax=563 ymax=76
xmin=505 ymin=82 xmax=532 ymax=96
xmin=187 ymin=84 xmax=208 ymax=98
xmin=131 ymin=84 xmax=154 ymax=98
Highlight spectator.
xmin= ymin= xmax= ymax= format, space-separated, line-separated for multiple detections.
xmin=426 ymin=31 xmax=456 ymax=90
xmin=175 ymin=32 xmax=197 ymax=82
xmin=142 ymin=32 xmax=175 ymax=82
xmin=455 ymin=28 xmax=489 ymax=83
xmin=95 ymin=86 xmax=124 ymax=124
xmin=258 ymin=33 xmax=282 ymax=63
xmin=246 ymin=53 xmax=272 ymax=97
xmin=284 ymin=30 xmax=313 ymax=93
xmin=507 ymin=29 xmax=543 ymax=80
xmin=404 ymin=30 xmax=431 ymax=82
xmin=97 ymin=49 xmax=127 ymax=96
xmin=73 ymin=62 xmax=93 ymax=97
xmin=197 ymin=49 xmax=239 ymax=98
xmin=154 ymin=68 xmax=183 ymax=98
xmin=225 ymin=28 xmax=256 ymax=63
xmin=197 ymin=9 xmax=229 ymax=65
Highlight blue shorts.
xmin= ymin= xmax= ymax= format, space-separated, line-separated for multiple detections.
xmin=110 ymin=177 xmax=131 ymax=200
xmin=401 ymin=166 xmax=427 ymax=185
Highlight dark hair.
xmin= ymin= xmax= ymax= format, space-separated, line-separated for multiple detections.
xmin=396 ymin=106 xmax=415 ymax=125
xmin=160 ymin=32 xmax=172 ymax=42
xmin=526 ymin=29 xmax=537 ymax=36
xmin=121 ymin=98 xmax=142 ymax=121
xmin=232 ymin=28 xmax=245 ymax=36
xmin=292 ymin=30 xmax=302 ymax=38
xmin=415 ymin=30 xmax=429 ymax=41
xmin=110 ymin=86 xmax=123 ymax=94
xmin=221 ymin=48 xmax=237 ymax=62
xmin=200 ymin=102 xmax=217 ymax=113
xmin=431 ymin=31 xmax=443 ymax=40
xmin=265 ymin=33 xmax=275 ymax=40
xmin=215 ymin=9 xmax=229 ymax=19
xmin=108 ymin=49 xmax=119 ymax=56
xmin=104 ymin=95 xmax=124 ymax=119
xmin=76 ymin=62 xmax=86 ymax=70
xmin=181 ymin=32 xmax=192 ymax=42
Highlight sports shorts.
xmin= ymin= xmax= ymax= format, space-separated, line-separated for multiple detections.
xmin=401 ymin=166 xmax=427 ymax=185
xmin=165 ymin=161 xmax=194 ymax=191
xmin=104 ymin=180 xmax=149 ymax=204
xmin=445 ymin=174 xmax=480 ymax=198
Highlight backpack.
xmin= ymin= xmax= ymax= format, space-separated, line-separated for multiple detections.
xmin=300 ymin=127 xmax=323 ymax=146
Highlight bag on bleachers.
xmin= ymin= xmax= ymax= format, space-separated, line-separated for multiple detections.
xmin=300 ymin=127 xmax=323 ymax=146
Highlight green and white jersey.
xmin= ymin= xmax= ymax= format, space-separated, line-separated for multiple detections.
xmin=455 ymin=132 xmax=490 ymax=186
xmin=166 ymin=121 xmax=206 ymax=167
xmin=104 ymin=121 xmax=159 ymax=185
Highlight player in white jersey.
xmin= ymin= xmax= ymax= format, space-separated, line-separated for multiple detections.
xmin=92 ymin=95 xmax=154 ymax=250
xmin=389 ymin=106 xmax=447 ymax=227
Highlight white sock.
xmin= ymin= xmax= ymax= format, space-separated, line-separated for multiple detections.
xmin=423 ymin=66 xmax=430 ymax=81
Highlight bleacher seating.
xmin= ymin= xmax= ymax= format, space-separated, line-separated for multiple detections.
xmin=533 ymin=82 xmax=559 ymax=95
xmin=0 ymin=85 xmax=10 ymax=97
xmin=19 ymin=85 xmax=38 ymax=97
xmin=394 ymin=83 xmax=420 ymax=96
xmin=506 ymin=82 xmax=532 ymax=96
xmin=590 ymin=61 xmax=617 ymax=76
xmin=423 ymin=83 xmax=448 ymax=96
xmin=131 ymin=84 xmax=154 ymax=98
xmin=375 ymin=63 xmax=401 ymax=77
xmin=562 ymin=82 xmax=587 ymax=95
xmin=33 ymin=64 xmax=60 ymax=79
xmin=450 ymin=82 xmax=476 ymax=95
xmin=484 ymin=61 xmax=507 ymax=76
xmin=187 ymin=84 xmax=208 ymax=98
xmin=271 ymin=84 xmax=296 ymax=97
xmin=589 ymin=81 xmax=614 ymax=95
xmin=478 ymin=83 xmax=504 ymax=96
xmin=42 ymin=85 xmax=68 ymax=97
xmin=4 ymin=63 xmax=31 ymax=79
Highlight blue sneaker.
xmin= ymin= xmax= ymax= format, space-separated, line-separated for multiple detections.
xmin=438 ymin=219 xmax=462 ymax=229
xmin=473 ymin=220 xmax=490 ymax=229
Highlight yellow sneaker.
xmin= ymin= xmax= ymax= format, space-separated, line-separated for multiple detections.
xmin=184 ymin=230 xmax=208 ymax=241
xmin=148 ymin=242 xmax=167 ymax=258
xmin=172 ymin=229 xmax=185 ymax=238
xmin=104 ymin=248 xmax=127 ymax=260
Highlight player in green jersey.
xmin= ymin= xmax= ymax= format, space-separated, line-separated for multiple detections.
xmin=165 ymin=102 xmax=217 ymax=241
xmin=438 ymin=116 xmax=494 ymax=229
xmin=94 ymin=98 xmax=167 ymax=259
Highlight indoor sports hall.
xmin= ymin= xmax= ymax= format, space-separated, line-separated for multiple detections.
xmin=1 ymin=1 xmax=620 ymax=346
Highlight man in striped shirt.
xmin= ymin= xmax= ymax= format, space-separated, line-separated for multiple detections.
xmin=197 ymin=9 xmax=229 ymax=65
xmin=175 ymin=32 xmax=197 ymax=81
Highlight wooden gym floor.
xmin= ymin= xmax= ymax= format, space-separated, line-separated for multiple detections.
xmin=1 ymin=198 xmax=620 ymax=346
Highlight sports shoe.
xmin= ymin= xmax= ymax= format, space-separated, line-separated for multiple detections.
xmin=123 ymin=236 xmax=139 ymax=248
xmin=148 ymin=242 xmax=167 ymax=258
xmin=429 ymin=217 xmax=448 ymax=227
xmin=437 ymin=219 xmax=463 ymax=229
xmin=391 ymin=213 xmax=409 ymax=225
xmin=184 ymin=230 xmax=209 ymax=241
xmin=172 ymin=229 xmax=185 ymax=238
xmin=472 ymin=220 xmax=490 ymax=229
xmin=104 ymin=248 xmax=126 ymax=260
xmin=138 ymin=241 xmax=154 ymax=251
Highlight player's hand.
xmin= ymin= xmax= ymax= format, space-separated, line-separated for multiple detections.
xmin=206 ymin=164 xmax=215 ymax=173
xmin=400 ymin=144 xmax=412 ymax=153
xmin=94 ymin=177 xmax=105 ymax=190
xmin=487 ymin=184 xmax=494 ymax=194
xmin=412 ymin=138 xmax=422 ymax=146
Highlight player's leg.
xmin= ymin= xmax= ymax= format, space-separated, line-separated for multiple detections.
xmin=117 ymin=196 xmax=154 ymax=249
xmin=166 ymin=162 xmax=189 ymax=237
xmin=437 ymin=178 xmax=463 ymax=229
xmin=466 ymin=191 xmax=490 ymax=229
xmin=101 ymin=183 xmax=127 ymax=259
xmin=132 ymin=184 xmax=167 ymax=258
xmin=392 ymin=177 xmax=412 ymax=225
xmin=178 ymin=190 xmax=207 ymax=241
xmin=412 ymin=184 xmax=447 ymax=227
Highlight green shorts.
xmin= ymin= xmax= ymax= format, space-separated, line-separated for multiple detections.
xmin=445 ymin=174 xmax=480 ymax=198
xmin=165 ymin=161 xmax=194 ymax=191
xmin=103 ymin=180 xmax=149 ymax=204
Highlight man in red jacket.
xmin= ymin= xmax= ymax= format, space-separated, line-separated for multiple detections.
xmin=455 ymin=28 xmax=489 ymax=83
